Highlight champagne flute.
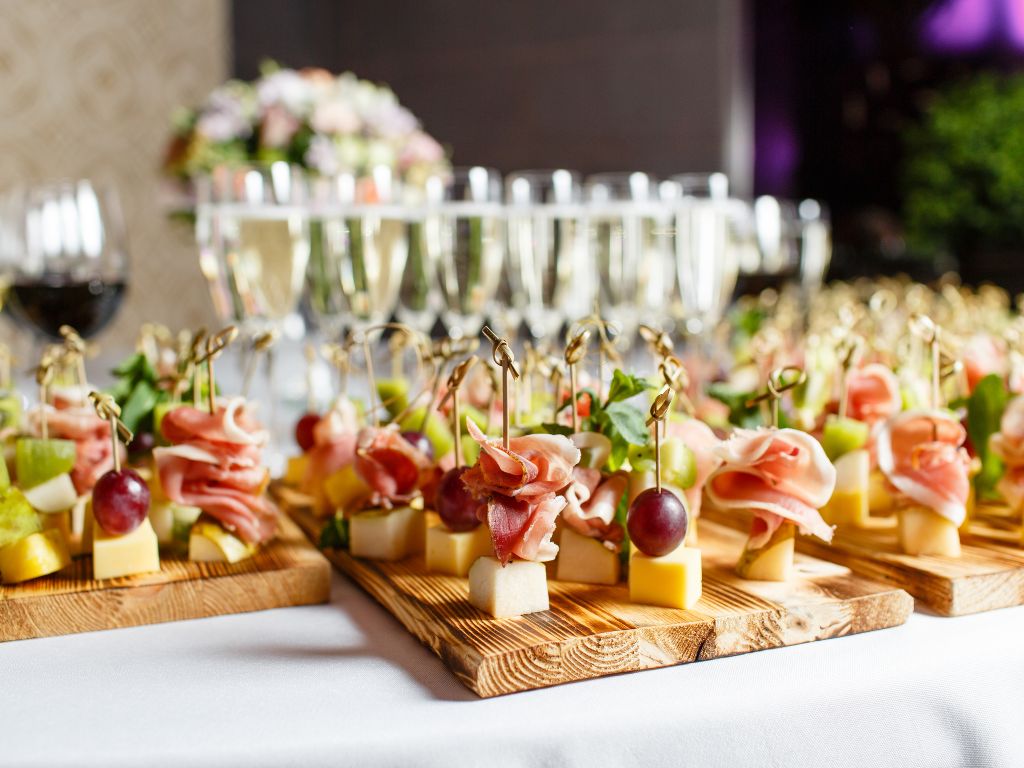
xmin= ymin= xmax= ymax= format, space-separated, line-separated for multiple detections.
xmin=425 ymin=166 xmax=505 ymax=339
xmin=1 ymin=180 xmax=129 ymax=343
xmin=506 ymin=169 xmax=588 ymax=341
xmin=797 ymin=198 xmax=832 ymax=300
xmin=584 ymin=171 xmax=671 ymax=346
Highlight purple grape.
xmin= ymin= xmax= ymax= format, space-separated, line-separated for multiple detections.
xmin=93 ymin=469 xmax=151 ymax=535
xmin=435 ymin=467 xmax=479 ymax=532
xmin=627 ymin=488 xmax=688 ymax=557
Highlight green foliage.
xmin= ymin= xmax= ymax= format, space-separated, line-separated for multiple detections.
xmin=904 ymin=74 xmax=1024 ymax=254
xmin=319 ymin=514 xmax=349 ymax=550
xmin=109 ymin=353 xmax=168 ymax=436
xmin=963 ymin=374 xmax=1010 ymax=500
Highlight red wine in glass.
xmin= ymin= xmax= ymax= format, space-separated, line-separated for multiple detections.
xmin=5 ymin=276 xmax=126 ymax=340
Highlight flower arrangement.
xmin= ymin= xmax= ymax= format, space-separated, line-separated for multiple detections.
xmin=163 ymin=61 xmax=449 ymax=189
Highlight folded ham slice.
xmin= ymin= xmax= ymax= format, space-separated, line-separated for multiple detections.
xmin=845 ymin=363 xmax=901 ymax=427
xmin=462 ymin=420 xmax=581 ymax=565
xmin=666 ymin=418 xmax=723 ymax=519
xmin=156 ymin=398 xmax=276 ymax=544
xmin=354 ymin=424 xmax=435 ymax=507
xmin=876 ymin=410 xmax=970 ymax=526
xmin=300 ymin=405 xmax=358 ymax=498
xmin=563 ymin=466 xmax=626 ymax=548
xmin=706 ymin=427 xmax=835 ymax=548
xmin=991 ymin=396 xmax=1024 ymax=508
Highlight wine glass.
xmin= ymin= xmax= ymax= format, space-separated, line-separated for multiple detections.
xmin=505 ymin=169 xmax=588 ymax=341
xmin=306 ymin=165 xmax=412 ymax=340
xmin=732 ymin=195 xmax=801 ymax=298
xmin=797 ymin=198 xmax=832 ymax=299
xmin=584 ymin=171 xmax=672 ymax=345
xmin=0 ymin=180 xmax=128 ymax=342
xmin=425 ymin=166 xmax=505 ymax=339
xmin=199 ymin=162 xmax=311 ymax=338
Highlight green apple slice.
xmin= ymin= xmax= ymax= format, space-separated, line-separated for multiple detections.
xmin=377 ymin=378 xmax=409 ymax=417
xmin=397 ymin=407 xmax=454 ymax=459
xmin=23 ymin=473 xmax=78 ymax=514
xmin=661 ymin=440 xmax=697 ymax=490
xmin=0 ymin=487 xmax=41 ymax=548
xmin=821 ymin=416 xmax=870 ymax=462
xmin=16 ymin=438 xmax=77 ymax=490
xmin=0 ymin=394 xmax=22 ymax=432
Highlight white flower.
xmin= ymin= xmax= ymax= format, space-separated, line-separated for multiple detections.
xmin=311 ymin=98 xmax=361 ymax=135
xmin=195 ymin=83 xmax=254 ymax=142
xmin=261 ymin=104 xmax=300 ymax=148
xmin=365 ymin=139 xmax=397 ymax=169
xmin=336 ymin=135 xmax=366 ymax=170
xmin=304 ymin=134 xmax=340 ymax=176
xmin=257 ymin=68 xmax=314 ymax=117
xmin=399 ymin=130 xmax=445 ymax=168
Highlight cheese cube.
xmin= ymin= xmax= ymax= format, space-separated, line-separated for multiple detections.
xmin=898 ymin=505 xmax=960 ymax=557
xmin=350 ymin=506 xmax=421 ymax=561
xmin=868 ymin=469 xmax=893 ymax=515
xmin=283 ymin=454 xmax=309 ymax=487
xmin=629 ymin=545 xmax=702 ymax=609
xmin=555 ymin=527 xmax=621 ymax=585
xmin=426 ymin=523 xmax=492 ymax=577
xmin=822 ymin=449 xmax=869 ymax=527
xmin=324 ymin=465 xmax=372 ymax=513
xmin=0 ymin=529 xmax=70 ymax=584
xmin=468 ymin=556 xmax=549 ymax=618
xmin=92 ymin=518 xmax=161 ymax=580
xmin=736 ymin=523 xmax=795 ymax=581
xmin=189 ymin=520 xmax=254 ymax=564
xmin=406 ymin=508 xmax=426 ymax=556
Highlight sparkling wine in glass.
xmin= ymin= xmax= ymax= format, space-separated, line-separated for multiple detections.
xmin=584 ymin=172 xmax=671 ymax=345
xmin=425 ymin=167 xmax=505 ymax=339
xmin=506 ymin=169 xmax=589 ymax=341
xmin=1 ymin=180 xmax=128 ymax=342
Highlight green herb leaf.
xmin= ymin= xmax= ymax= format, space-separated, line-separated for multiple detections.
xmin=539 ymin=422 xmax=573 ymax=437
xmin=119 ymin=380 xmax=162 ymax=435
xmin=602 ymin=401 xmax=650 ymax=446
xmin=965 ymin=374 xmax=1010 ymax=500
xmin=707 ymin=382 xmax=764 ymax=428
xmin=319 ymin=515 xmax=349 ymax=550
xmin=604 ymin=369 xmax=653 ymax=406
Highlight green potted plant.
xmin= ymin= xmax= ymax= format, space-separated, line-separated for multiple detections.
xmin=903 ymin=73 xmax=1024 ymax=289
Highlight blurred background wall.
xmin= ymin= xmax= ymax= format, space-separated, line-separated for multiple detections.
xmin=0 ymin=0 xmax=226 ymax=345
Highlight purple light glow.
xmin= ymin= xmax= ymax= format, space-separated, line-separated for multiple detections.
xmin=754 ymin=113 xmax=799 ymax=196
xmin=919 ymin=0 xmax=1024 ymax=53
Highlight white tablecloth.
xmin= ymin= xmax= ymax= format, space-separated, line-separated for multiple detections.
xmin=3 ymin=568 xmax=1023 ymax=768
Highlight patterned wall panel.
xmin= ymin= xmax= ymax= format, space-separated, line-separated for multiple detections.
xmin=0 ymin=0 xmax=228 ymax=348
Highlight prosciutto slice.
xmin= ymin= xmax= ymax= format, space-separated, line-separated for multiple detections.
xmin=706 ymin=428 xmax=836 ymax=547
xmin=462 ymin=420 xmax=581 ymax=565
xmin=991 ymin=397 xmax=1024 ymax=508
xmin=845 ymin=363 xmax=901 ymax=427
xmin=156 ymin=398 xmax=277 ymax=544
xmin=666 ymin=418 xmax=723 ymax=519
xmin=563 ymin=467 xmax=627 ymax=547
xmin=876 ymin=410 xmax=970 ymax=526
xmin=300 ymin=405 xmax=358 ymax=498
xmin=354 ymin=424 xmax=435 ymax=506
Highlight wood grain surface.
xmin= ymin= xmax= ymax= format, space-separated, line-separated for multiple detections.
xmin=0 ymin=514 xmax=331 ymax=642
xmin=282 ymin=496 xmax=911 ymax=698
xmin=703 ymin=505 xmax=1024 ymax=617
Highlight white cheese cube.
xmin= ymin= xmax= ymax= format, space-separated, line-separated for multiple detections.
xmin=425 ymin=523 xmax=492 ymax=577
xmin=92 ymin=518 xmax=160 ymax=580
xmin=468 ymin=556 xmax=549 ymax=618
xmin=350 ymin=506 xmax=420 ymax=561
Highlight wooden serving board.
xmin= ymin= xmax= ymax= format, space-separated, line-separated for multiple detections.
xmin=702 ymin=506 xmax=1024 ymax=617
xmin=282 ymin=497 xmax=911 ymax=697
xmin=0 ymin=514 xmax=331 ymax=642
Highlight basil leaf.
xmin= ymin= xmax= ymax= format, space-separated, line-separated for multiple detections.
xmin=707 ymin=382 xmax=763 ymax=428
xmin=539 ymin=422 xmax=573 ymax=436
xmin=319 ymin=515 xmax=349 ymax=550
xmin=603 ymin=401 xmax=650 ymax=446
xmin=966 ymin=374 xmax=1009 ymax=500
xmin=120 ymin=380 xmax=161 ymax=435
xmin=604 ymin=369 xmax=653 ymax=406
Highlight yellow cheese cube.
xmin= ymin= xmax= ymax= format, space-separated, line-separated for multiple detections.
xmin=822 ymin=449 xmax=869 ymax=527
xmin=868 ymin=469 xmax=893 ymax=515
xmin=629 ymin=545 xmax=702 ymax=609
xmin=92 ymin=518 xmax=161 ymax=580
xmin=324 ymin=465 xmax=372 ymax=514
xmin=736 ymin=522 xmax=795 ymax=581
xmin=468 ymin=556 xmax=549 ymax=618
xmin=283 ymin=454 xmax=309 ymax=487
xmin=426 ymin=523 xmax=492 ymax=577
xmin=350 ymin=506 xmax=421 ymax=561
xmin=0 ymin=529 xmax=70 ymax=584
xmin=555 ymin=527 xmax=621 ymax=585
xmin=898 ymin=505 xmax=960 ymax=557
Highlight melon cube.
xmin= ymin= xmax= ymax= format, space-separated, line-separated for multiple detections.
xmin=736 ymin=522 xmax=795 ymax=581
xmin=425 ymin=523 xmax=492 ymax=577
xmin=898 ymin=505 xmax=960 ymax=557
xmin=350 ymin=506 xmax=422 ymax=561
xmin=821 ymin=449 xmax=870 ymax=527
xmin=555 ymin=527 xmax=620 ymax=585
xmin=468 ymin=556 xmax=549 ymax=618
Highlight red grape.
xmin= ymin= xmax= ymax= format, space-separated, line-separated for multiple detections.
xmin=128 ymin=431 xmax=155 ymax=459
xmin=435 ymin=467 xmax=480 ymax=532
xmin=93 ymin=469 xmax=151 ymax=535
xmin=295 ymin=412 xmax=320 ymax=452
xmin=627 ymin=488 xmax=687 ymax=557
xmin=401 ymin=430 xmax=434 ymax=461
